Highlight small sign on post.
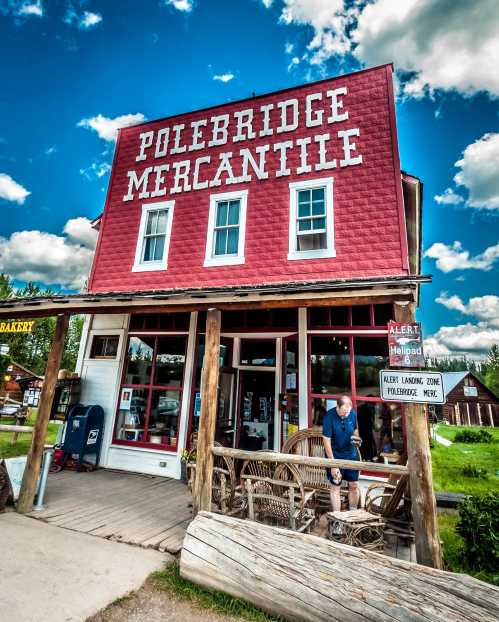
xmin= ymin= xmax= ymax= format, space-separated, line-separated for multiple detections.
xmin=387 ymin=321 xmax=424 ymax=367
xmin=380 ymin=370 xmax=445 ymax=404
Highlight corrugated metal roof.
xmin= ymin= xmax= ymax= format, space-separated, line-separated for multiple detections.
xmin=441 ymin=371 xmax=469 ymax=396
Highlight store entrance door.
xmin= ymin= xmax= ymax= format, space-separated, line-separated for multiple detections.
xmin=237 ymin=370 xmax=275 ymax=451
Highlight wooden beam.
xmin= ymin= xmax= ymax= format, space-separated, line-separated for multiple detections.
xmin=212 ymin=445 xmax=408 ymax=475
xmin=17 ymin=314 xmax=69 ymax=514
xmin=192 ymin=308 xmax=221 ymax=515
xmin=394 ymin=302 xmax=442 ymax=569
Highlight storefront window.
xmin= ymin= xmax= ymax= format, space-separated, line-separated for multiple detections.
xmin=353 ymin=337 xmax=388 ymax=397
xmin=240 ymin=339 xmax=276 ymax=366
xmin=310 ymin=336 xmax=351 ymax=395
xmin=114 ymin=335 xmax=187 ymax=450
xmin=356 ymin=401 xmax=404 ymax=460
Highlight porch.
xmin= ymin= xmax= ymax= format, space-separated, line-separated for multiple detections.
xmin=28 ymin=468 xmax=192 ymax=554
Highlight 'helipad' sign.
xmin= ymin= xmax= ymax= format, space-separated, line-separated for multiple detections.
xmin=380 ymin=370 xmax=445 ymax=404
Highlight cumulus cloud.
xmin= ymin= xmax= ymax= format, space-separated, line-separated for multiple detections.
xmin=79 ymin=11 xmax=102 ymax=29
xmin=0 ymin=219 xmax=96 ymax=290
xmin=18 ymin=2 xmax=43 ymax=17
xmin=436 ymin=293 xmax=499 ymax=328
xmin=262 ymin=0 xmax=273 ymax=7
xmin=0 ymin=1 xmax=43 ymax=18
xmin=164 ymin=0 xmax=193 ymax=12
xmin=277 ymin=0 xmax=499 ymax=98
xmin=63 ymin=217 xmax=98 ymax=249
xmin=77 ymin=113 xmax=146 ymax=142
xmin=0 ymin=173 xmax=31 ymax=205
xmin=434 ymin=188 xmax=464 ymax=206
xmin=424 ymin=240 xmax=499 ymax=273
xmin=64 ymin=5 xmax=103 ymax=30
xmin=424 ymin=324 xmax=499 ymax=357
xmin=213 ymin=73 xmax=234 ymax=83
xmin=453 ymin=133 xmax=499 ymax=210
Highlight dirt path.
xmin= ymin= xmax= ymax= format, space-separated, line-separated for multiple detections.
xmin=87 ymin=578 xmax=247 ymax=622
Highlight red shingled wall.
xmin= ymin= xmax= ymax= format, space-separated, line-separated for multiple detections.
xmin=88 ymin=64 xmax=408 ymax=293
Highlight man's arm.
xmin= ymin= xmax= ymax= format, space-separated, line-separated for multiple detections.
xmin=323 ymin=435 xmax=334 ymax=459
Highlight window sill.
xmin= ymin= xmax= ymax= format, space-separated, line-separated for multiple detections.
xmin=132 ymin=261 xmax=168 ymax=273
xmin=287 ymin=249 xmax=336 ymax=261
xmin=204 ymin=255 xmax=245 ymax=267
xmin=111 ymin=439 xmax=178 ymax=452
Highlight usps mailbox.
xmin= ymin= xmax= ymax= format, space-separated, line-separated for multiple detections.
xmin=62 ymin=404 xmax=105 ymax=471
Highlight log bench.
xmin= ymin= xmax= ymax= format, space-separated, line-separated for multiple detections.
xmin=181 ymin=512 xmax=499 ymax=622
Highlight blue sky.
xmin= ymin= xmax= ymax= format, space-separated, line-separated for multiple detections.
xmin=1 ymin=0 xmax=498 ymax=358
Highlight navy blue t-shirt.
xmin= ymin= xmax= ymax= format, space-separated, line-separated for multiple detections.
xmin=322 ymin=408 xmax=358 ymax=459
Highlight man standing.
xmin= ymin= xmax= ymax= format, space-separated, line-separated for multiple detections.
xmin=322 ymin=395 xmax=360 ymax=512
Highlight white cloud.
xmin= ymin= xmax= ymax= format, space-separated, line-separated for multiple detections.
xmin=63 ymin=216 xmax=98 ymax=249
xmin=453 ymin=133 xmax=499 ymax=210
xmin=287 ymin=56 xmax=300 ymax=72
xmin=436 ymin=293 xmax=499 ymax=328
xmin=44 ymin=145 xmax=57 ymax=156
xmin=277 ymin=0 xmax=499 ymax=98
xmin=424 ymin=240 xmax=499 ymax=273
xmin=0 ymin=173 xmax=30 ymax=205
xmin=0 ymin=220 xmax=96 ymax=290
xmin=424 ymin=324 xmax=499 ymax=357
xmin=18 ymin=2 xmax=43 ymax=17
xmin=262 ymin=0 xmax=273 ymax=7
xmin=164 ymin=0 xmax=193 ymax=12
xmin=80 ymin=11 xmax=102 ymax=29
xmin=434 ymin=188 xmax=464 ymax=205
xmin=285 ymin=42 xmax=294 ymax=54
xmin=77 ymin=113 xmax=146 ymax=142
xmin=213 ymin=73 xmax=234 ymax=83
xmin=79 ymin=161 xmax=111 ymax=180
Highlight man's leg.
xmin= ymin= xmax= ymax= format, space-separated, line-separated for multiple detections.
xmin=329 ymin=483 xmax=342 ymax=512
xmin=348 ymin=481 xmax=359 ymax=510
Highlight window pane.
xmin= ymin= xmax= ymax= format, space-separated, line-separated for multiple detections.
xmin=227 ymin=200 xmax=240 ymax=225
xmin=298 ymin=219 xmax=312 ymax=232
xmin=226 ymin=227 xmax=239 ymax=254
xmin=309 ymin=307 xmax=330 ymax=328
xmin=143 ymin=237 xmax=154 ymax=261
xmin=298 ymin=202 xmax=311 ymax=218
xmin=148 ymin=389 xmax=181 ymax=447
xmin=311 ymin=200 xmax=325 ymax=216
xmin=115 ymin=387 xmax=148 ymax=443
xmin=153 ymin=235 xmax=165 ymax=261
xmin=103 ymin=337 xmax=119 ymax=357
xmin=90 ymin=336 xmax=118 ymax=358
xmin=330 ymin=307 xmax=349 ymax=326
xmin=124 ymin=336 xmax=155 ymax=385
xmin=374 ymin=304 xmax=394 ymax=326
xmin=214 ymin=229 xmax=227 ymax=255
xmin=156 ymin=210 xmax=168 ymax=234
xmin=216 ymin=201 xmax=228 ymax=226
xmin=310 ymin=336 xmax=351 ymax=394
xmin=297 ymin=232 xmax=327 ymax=251
xmin=352 ymin=305 xmax=371 ymax=326
xmin=145 ymin=211 xmax=156 ymax=235
xmin=240 ymin=339 xmax=276 ymax=366
xmin=311 ymin=397 xmax=336 ymax=427
xmin=312 ymin=217 xmax=326 ymax=230
xmin=154 ymin=336 xmax=186 ymax=387
xmin=298 ymin=189 xmax=311 ymax=204
xmin=353 ymin=337 xmax=388 ymax=397
xmin=311 ymin=188 xmax=324 ymax=202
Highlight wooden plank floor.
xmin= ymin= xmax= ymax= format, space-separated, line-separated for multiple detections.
xmin=29 ymin=469 xmax=193 ymax=554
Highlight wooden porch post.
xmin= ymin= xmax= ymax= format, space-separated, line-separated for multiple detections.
xmin=17 ymin=314 xmax=69 ymax=514
xmin=192 ymin=308 xmax=221 ymax=515
xmin=394 ymin=302 xmax=442 ymax=569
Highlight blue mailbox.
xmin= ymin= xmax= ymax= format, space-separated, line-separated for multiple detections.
xmin=62 ymin=404 xmax=105 ymax=471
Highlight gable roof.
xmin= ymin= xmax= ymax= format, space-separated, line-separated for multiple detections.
xmin=441 ymin=371 xmax=469 ymax=397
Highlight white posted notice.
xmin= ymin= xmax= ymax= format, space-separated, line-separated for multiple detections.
xmin=380 ymin=370 xmax=445 ymax=404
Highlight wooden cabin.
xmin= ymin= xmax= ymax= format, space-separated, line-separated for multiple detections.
xmin=435 ymin=371 xmax=498 ymax=427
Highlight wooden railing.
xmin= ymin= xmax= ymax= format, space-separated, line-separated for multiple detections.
xmin=211 ymin=445 xmax=408 ymax=475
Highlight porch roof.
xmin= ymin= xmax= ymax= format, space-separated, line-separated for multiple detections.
xmin=0 ymin=274 xmax=430 ymax=319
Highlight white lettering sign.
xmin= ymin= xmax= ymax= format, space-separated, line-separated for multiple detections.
xmin=380 ymin=370 xmax=445 ymax=404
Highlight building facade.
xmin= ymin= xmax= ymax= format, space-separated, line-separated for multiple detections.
xmin=70 ymin=64 xmax=425 ymax=478
xmin=435 ymin=371 xmax=498 ymax=427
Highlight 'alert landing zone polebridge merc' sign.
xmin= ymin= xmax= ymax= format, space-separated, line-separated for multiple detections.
xmin=380 ymin=370 xmax=445 ymax=404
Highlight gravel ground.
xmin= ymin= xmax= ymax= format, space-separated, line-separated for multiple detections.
xmin=87 ymin=578 xmax=243 ymax=622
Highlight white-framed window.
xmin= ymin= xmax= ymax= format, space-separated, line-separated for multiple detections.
xmin=288 ymin=177 xmax=335 ymax=260
xmin=204 ymin=189 xmax=248 ymax=267
xmin=132 ymin=200 xmax=175 ymax=272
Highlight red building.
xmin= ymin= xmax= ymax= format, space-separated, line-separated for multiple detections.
xmin=1 ymin=65 xmax=425 ymax=478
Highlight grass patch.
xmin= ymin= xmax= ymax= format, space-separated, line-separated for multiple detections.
xmin=436 ymin=425 xmax=499 ymax=443
xmin=0 ymin=409 xmax=60 ymax=460
xmin=151 ymin=562 xmax=284 ymax=622
xmin=432 ymin=425 xmax=499 ymax=495
xmin=438 ymin=511 xmax=498 ymax=586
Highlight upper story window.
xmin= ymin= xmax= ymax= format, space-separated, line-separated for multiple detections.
xmin=132 ymin=201 xmax=175 ymax=272
xmin=288 ymin=177 xmax=335 ymax=260
xmin=204 ymin=190 xmax=248 ymax=267
xmin=90 ymin=335 xmax=119 ymax=359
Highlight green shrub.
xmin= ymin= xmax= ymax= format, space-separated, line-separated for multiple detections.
xmin=456 ymin=493 xmax=499 ymax=575
xmin=454 ymin=429 xmax=494 ymax=444
xmin=462 ymin=464 xmax=488 ymax=479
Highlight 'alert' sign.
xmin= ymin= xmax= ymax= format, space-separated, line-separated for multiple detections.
xmin=387 ymin=321 xmax=424 ymax=368
xmin=380 ymin=370 xmax=445 ymax=404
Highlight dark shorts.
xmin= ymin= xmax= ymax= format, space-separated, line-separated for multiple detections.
xmin=327 ymin=467 xmax=360 ymax=485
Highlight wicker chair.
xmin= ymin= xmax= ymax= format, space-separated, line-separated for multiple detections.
xmin=282 ymin=427 xmax=359 ymax=514
xmin=239 ymin=457 xmax=315 ymax=532
xmin=364 ymin=472 xmax=413 ymax=538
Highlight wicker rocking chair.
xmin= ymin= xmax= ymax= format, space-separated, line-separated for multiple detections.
xmin=239 ymin=457 xmax=315 ymax=532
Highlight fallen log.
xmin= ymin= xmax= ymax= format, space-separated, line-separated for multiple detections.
xmin=180 ymin=512 xmax=499 ymax=622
